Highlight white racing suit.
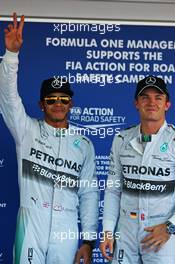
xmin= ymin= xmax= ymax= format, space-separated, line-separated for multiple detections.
xmin=0 ymin=50 xmax=99 ymax=264
xmin=103 ymin=123 xmax=175 ymax=264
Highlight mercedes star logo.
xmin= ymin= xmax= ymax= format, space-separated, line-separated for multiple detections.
xmin=51 ymin=76 xmax=62 ymax=88
xmin=145 ymin=76 xmax=156 ymax=85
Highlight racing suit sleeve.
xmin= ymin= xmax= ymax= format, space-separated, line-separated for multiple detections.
xmin=78 ymin=139 xmax=99 ymax=241
xmin=102 ymin=135 xmax=123 ymax=234
xmin=169 ymin=213 xmax=175 ymax=225
xmin=0 ymin=50 xmax=31 ymax=144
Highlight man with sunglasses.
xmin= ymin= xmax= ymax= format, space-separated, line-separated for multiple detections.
xmin=0 ymin=13 xmax=99 ymax=264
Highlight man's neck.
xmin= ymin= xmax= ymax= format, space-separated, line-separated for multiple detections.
xmin=140 ymin=120 xmax=165 ymax=135
xmin=44 ymin=119 xmax=68 ymax=128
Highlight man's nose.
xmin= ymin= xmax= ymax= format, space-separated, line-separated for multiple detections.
xmin=148 ymin=97 xmax=156 ymax=104
xmin=54 ymin=100 xmax=62 ymax=105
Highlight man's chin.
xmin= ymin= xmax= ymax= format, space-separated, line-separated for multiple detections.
xmin=52 ymin=117 xmax=65 ymax=122
xmin=144 ymin=117 xmax=160 ymax=122
xmin=45 ymin=113 xmax=68 ymax=123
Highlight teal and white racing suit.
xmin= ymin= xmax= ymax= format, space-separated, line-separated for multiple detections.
xmin=0 ymin=50 xmax=99 ymax=264
xmin=103 ymin=123 xmax=175 ymax=264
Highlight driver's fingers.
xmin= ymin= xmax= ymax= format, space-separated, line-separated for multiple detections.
xmin=4 ymin=29 xmax=10 ymax=35
xmin=13 ymin=12 xmax=17 ymax=29
xmin=7 ymin=24 xmax=13 ymax=31
xmin=18 ymin=15 xmax=25 ymax=36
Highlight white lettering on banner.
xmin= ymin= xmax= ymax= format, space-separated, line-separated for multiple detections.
xmin=0 ymin=203 xmax=6 ymax=208
xmin=143 ymin=52 xmax=163 ymax=61
xmin=0 ymin=159 xmax=4 ymax=167
xmin=129 ymin=63 xmax=150 ymax=72
xmin=100 ymin=39 xmax=124 ymax=48
xmin=127 ymin=40 xmax=175 ymax=49
xmin=93 ymin=258 xmax=103 ymax=263
xmin=153 ymin=64 xmax=175 ymax=72
xmin=96 ymin=156 xmax=110 ymax=176
xmin=66 ymin=61 xmax=83 ymax=70
xmin=81 ymin=116 xmax=99 ymax=122
xmin=46 ymin=38 xmax=97 ymax=47
xmin=70 ymin=107 xmax=125 ymax=124
xmin=114 ymin=74 xmax=172 ymax=84
xmin=70 ymin=105 xmax=126 ymax=138
xmin=86 ymin=50 xmax=140 ymax=60
xmin=85 ymin=61 xmax=125 ymax=71
xmin=100 ymin=116 xmax=125 ymax=123
xmin=44 ymin=31 xmax=175 ymax=86
xmin=82 ymin=108 xmax=113 ymax=116
xmin=70 ymin=107 xmax=82 ymax=115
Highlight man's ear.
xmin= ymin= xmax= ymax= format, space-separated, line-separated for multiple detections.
xmin=39 ymin=101 xmax=44 ymax=111
xmin=165 ymin=101 xmax=171 ymax=111
xmin=69 ymin=99 xmax=73 ymax=109
xmin=134 ymin=99 xmax=139 ymax=110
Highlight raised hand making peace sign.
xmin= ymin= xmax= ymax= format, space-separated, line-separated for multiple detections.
xmin=4 ymin=12 xmax=24 ymax=52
